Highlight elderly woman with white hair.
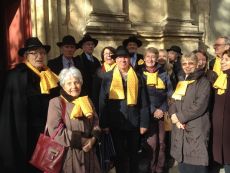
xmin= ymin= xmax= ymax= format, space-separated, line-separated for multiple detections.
xmin=46 ymin=67 xmax=101 ymax=173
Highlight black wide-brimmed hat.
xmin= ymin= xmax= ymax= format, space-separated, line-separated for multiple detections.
xmin=122 ymin=35 xmax=142 ymax=48
xmin=167 ymin=45 xmax=183 ymax=55
xmin=78 ymin=34 xmax=98 ymax=48
xmin=56 ymin=35 xmax=79 ymax=48
xmin=111 ymin=46 xmax=130 ymax=59
xmin=18 ymin=37 xmax=51 ymax=57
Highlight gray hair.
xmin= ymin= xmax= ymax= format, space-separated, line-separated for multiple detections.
xmin=181 ymin=52 xmax=198 ymax=64
xmin=217 ymin=36 xmax=230 ymax=45
xmin=59 ymin=67 xmax=83 ymax=87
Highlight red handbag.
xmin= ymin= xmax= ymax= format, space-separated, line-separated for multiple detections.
xmin=29 ymin=98 xmax=66 ymax=173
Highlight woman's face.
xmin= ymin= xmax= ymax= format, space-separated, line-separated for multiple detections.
xmin=221 ymin=53 xmax=230 ymax=71
xmin=63 ymin=76 xmax=82 ymax=97
xmin=196 ymin=52 xmax=207 ymax=70
xmin=144 ymin=51 xmax=157 ymax=68
xmin=158 ymin=51 xmax=168 ymax=65
xmin=181 ymin=59 xmax=198 ymax=75
xmin=103 ymin=48 xmax=115 ymax=65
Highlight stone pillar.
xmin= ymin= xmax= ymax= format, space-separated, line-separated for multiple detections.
xmin=161 ymin=0 xmax=203 ymax=53
xmin=84 ymin=0 xmax=136 ymax=36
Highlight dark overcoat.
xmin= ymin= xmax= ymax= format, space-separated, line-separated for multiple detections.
xmin=99 ymin=69 xmax=149 ymax=130
xmin=212 ymin=69 xmax=230 ymax=164
xmin=169 ymin=70 xmax=211 ymax=166
xmin=47 ymin=55 xmax=85 ymax=75
xmin=76 ymin=53 xmax=101 ymax=99
xmin=0 ymin=63 xmax=59 ymax=173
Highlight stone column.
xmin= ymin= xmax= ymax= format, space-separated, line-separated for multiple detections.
xmin=84 ymin=0 xmax=136 ymax=36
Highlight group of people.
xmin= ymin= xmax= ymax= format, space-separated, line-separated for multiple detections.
xmin=0 ymin=33 xmax=229 ymax=173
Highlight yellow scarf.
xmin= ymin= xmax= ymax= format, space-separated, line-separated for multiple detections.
xmin=109 ymin=66 xmax=138 ymax=105
xmin=213 ymin=73 xmax=227 ymax=95
xmin=172 ymin=80 xmax=195 ymax=100
xmin=143 ymin=71 xmax=165 ymax=89
xmin=104 ymin=62 xmax=116 ymax=72
xmin=25 ymin=61 xmax=59 ymax=94
xmin=213 ymin=57 xmax=223 ymax=76
xmin=71 ymin=96 xmax=93 ymax=119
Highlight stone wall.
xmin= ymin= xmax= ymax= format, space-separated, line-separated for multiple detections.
xmin=30 ymin=0 xmax=230 ymax=60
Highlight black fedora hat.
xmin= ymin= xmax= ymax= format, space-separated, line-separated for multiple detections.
xmin=18 ymin=37 xmax=51 ymax=57
xmin=111 ymin=46 xmax=130 ymax=59
xmin=56 ymin=35 xmax=79 ymax=48
xmin=78 ymin=34 xmax=98 ymax=48
xmin=122 ymin=35 xmax=142 ymax=48
xmin=167 ymin=45 xmax=183 ymax=55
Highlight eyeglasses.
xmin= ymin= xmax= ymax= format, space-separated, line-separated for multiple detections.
xmin=182 ymin=62 xmax=196 ymax=66
xmin=103 ymin=53 xmax=114 ymax=57
xmin=213 ymin=44 xmax=226 ymax=47
xmin=27 ymin=51 xmax=47 ymax=57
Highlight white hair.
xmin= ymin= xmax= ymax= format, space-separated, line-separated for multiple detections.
xmin=59 ymin=67 xmax=83 ymax=87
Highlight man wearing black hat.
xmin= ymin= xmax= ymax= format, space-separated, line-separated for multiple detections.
xmin=167 ymin=45 xmax=183 ymax=89
xmin=76 ymin=34 xmax=101 ymax=98
xmin=0 ymin=37 xmax=59 ymax=173
xmin=47 ymin=35 xmax=82 ymax=75
xmin=99 ymin=46 xmax=149 ymax=173
xmin=123 ymin=35 xmax=144 ymax=71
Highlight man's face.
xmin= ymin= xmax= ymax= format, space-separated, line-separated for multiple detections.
xmin=61 ymin=45 xmax=76 ymax=58
xmin=213 ymin=37 xmax=230 ymax=57
xmin=126 ymin=42 xmax=138 ymax=54
xmin=116 ymin=56 xmax=130 ymax=72
xmin=26 ymin=48 xmax=46 ymax=70
xmin=168 ymin=51 xmax=178 ymax=63
xmin=82 ymin=41 xmax=95 ymax=55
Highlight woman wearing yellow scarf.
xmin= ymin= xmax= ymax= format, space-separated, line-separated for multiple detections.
xmin=169 ymin=53 xmax=211 ymax=173
xmin=46 ymin=67 xmax=101 ymax=173
xmin=92 ymin=46 xmax=116 ymax=113
xmin=0 ymin=37 xmax=60 ymax=173
xmin=212 ymin=49 xmax=230 ymax=173
xmin=99 ymin=46 xmax=150 ymax=173
xmin=140 ymin=47 xmax=173 ymax=173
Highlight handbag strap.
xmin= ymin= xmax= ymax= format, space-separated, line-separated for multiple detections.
xmin=47 ymin=97 xmax=67 ymax=139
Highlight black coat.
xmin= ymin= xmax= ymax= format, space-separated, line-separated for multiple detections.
xmin=99 ymin=69 xmax=150 ymax=130
xmin=0 ymin=63 xmax=59 ymax=173
xmin=47 ymin=55 xmax=84 ymax=75
xmin=76 ymin=53 xmax=101 ymax=99
xmin=131 ymin=53 xmax=144 ymax=71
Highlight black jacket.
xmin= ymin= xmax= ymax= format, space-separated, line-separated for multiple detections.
xmin=99 ymin=69 xmax=150 ymax=130
xmin=0 ymin=63 xmax=59 ymax=173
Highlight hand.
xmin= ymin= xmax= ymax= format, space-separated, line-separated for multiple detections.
xmin=171 ymin=114 xmax=179 ymax=124
xmin=140 ymin=127 xmax=148 ymax=134
xmin=176 ymin=122 xmax=185 ymax=129
xmin=153 ymin=109 xmax=164 ymax=119
xmin=82 ymin=137 xmax=96 ymax=152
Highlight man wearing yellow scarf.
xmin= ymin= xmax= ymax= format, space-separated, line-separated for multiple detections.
xmin=99 ymin=46 xmax=150 ymax=173
xmin=0 ymin=37 xmax=59 ymax=173
xmin=212 ymin=49 xmax=230 ymax=173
